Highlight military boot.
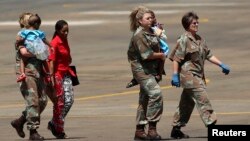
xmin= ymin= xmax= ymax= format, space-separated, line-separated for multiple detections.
xmin=134 ymin=125 xmax=148 ymax=140
xmin=29 ymin=129 xmax=44 ymax=141
xmin=170 ymin=126 xmax=189 ymax=139
xmin=148 ymin=122 xmax=161 ymax=140
xmin=11 ymin=115 xmax=26 ymax=138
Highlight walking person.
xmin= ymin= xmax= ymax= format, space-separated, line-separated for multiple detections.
xmin=127 ymin=6 xmax=166 ymax=140
xmin=169 ymin=11 xmax=230 ymax=139
xmin=126 ymin=9 xmax=169 ymax=88
xmin=47 ymin=20 xmax=74 ymax=139
xmin=16 ymin=13 xmax=52 ymax=83
xmin=11 ymin=12 xmax=48 ymax=141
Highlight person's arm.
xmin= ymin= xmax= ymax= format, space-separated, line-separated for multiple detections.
xmin=153 ymin=27 xmax=163 ymax=37
xmin=16 ymin=32 xmax=35 ymax=57
xmin=48 ymin=38 xmax=57 ymax=85
xmin=134 ymin=34 xmax=165 ymax=61
xmin=171 ymin=60 xmax=180 ymax=87
xmin=208 ymin=55 xmax=222 ymax=66
xmin=19 ymin=47 xmax=35 ymax=57
xmin=173 ymin=61 xmax=179 ymax=74
xmin=147 ymin=52 xmax=165 ymax=61
xmin=43 ymin=38 xmax=52 ymax=48
xmin=49 ymin=60 xmax=55 ymax=86
xmin=208 ymin=56 xmax=230 ymax=75
xmin=152 ymin=26 xmax=167 ymax=41
xmin=49 ymin=60 xmax=54 ymax=75
xmin=170 ymin=39 xmax=185 ymax=87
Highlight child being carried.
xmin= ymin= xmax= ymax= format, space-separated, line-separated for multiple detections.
xmin=16 ymin=13 xmax=52 ymax=82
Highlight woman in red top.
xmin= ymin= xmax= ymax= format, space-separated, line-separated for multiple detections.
xmin=47 ymin=20 xmax=74 ymax=139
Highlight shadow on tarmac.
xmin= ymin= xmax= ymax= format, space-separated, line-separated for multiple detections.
xmin=45 ymin=137 xmax=87 ymax=140
xmin=134 ymin=136 xmax=207 ymax=140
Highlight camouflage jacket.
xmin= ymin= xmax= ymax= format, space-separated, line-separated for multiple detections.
xmin=127 ymin=27 xmax=162 ymax=80
xmin=169 ymin=32 xmax=213 ymax=88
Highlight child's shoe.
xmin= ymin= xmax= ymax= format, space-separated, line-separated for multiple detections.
xmin=17 ymin=73 xmax=26 ymax=82
xmin=126 ymin=78 xmax=139 ymax=88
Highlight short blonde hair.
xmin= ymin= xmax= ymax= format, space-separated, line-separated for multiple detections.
xmin=19 ymin=12 xmax=33 ymax=28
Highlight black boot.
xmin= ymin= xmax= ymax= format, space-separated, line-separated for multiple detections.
xmin=48 ymin=121 xmax=68 ymax=139
xmin=47 ymin=121 xmax=58 ymax=137
xmin=29 ymin=129 xmax=44 ymax=140
xmin=134 ymin=125 xmax=148 ymax=140
xmin=126 ymin=78 xmax=138 ymax=88
xmin=11 ymin=115 xmax=26 ymax=138
xmin=148 ymin=122 xmax=161 ymax=140
xmin=56 ymin=132 xmax=68 ymax=139
xmin=170 ymin=126 xmax=189 ymax=139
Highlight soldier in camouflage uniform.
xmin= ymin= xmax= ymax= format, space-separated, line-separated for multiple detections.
xmin=128 ymin=6 xmax=166 ymax=140
xmin=11 ymin=12 xmax=48 ymax=141
xmin=169 ymin=11 xmax=230 ymax=139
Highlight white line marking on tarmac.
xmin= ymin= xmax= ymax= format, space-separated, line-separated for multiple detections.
xmin=79 ymin=10 xmax=181 ymax=15
xmin=0 ymin=10 xmax=181 ymax=26
xmin=0 ymin=20 xmax=106 ymax=26
xmin=145 ymin=3 xmax=240 ymax=7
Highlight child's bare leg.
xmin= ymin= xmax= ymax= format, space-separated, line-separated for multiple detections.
xmin=17 ymin=58 xmax=26 ymax=82
xmin=20 ymin=59 xmax=25 ymax=75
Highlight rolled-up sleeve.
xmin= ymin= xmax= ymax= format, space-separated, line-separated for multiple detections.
xmin=204 ymin=41 xmax=213 ymax=59
xmin=172 ymin=39 xmax=186 ymax=63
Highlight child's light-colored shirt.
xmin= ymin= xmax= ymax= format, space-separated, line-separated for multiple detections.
xmin=151 ymin=26 xmax=169 ymax=56
xmin=19 ymin=29 xmax=45 ymax=41
xmin=18 ymin=29 xmax=48 ymax=60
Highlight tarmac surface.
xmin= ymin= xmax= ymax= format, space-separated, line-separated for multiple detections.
xmin=0 ymin=0 xmax=249 ymax=141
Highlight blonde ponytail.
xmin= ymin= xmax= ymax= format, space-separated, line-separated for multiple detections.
xmin=129 ymin=6 xmax=150 ymax=32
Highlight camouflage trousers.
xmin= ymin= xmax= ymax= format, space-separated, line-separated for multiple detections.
xmin=20 ymin=76 xmax=48 ymax=130
xmin=52 ymin=75 xmax=74 ymax=133
xmin=136 ymin=76 xmax=163 ymax=125
xmin=172 ymin=88 xmax=217 ymax=127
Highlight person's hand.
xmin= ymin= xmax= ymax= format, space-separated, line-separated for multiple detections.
xmin=50 ymin=47 xmax=55 ymax=54
xmin=44 ymin=75 xmax=52 ymax=85
xmin=171 ymin=73 xmax=180 ymax=87
xmin=159 ymin=53 xmax=166 ymax=61
xmin=154 ymin=27 xmax=163 ymax=37
xmin=219 ymin=63 xmax=230 ymax=75
xmin=155 ymin=23 xmax=163 ymax=30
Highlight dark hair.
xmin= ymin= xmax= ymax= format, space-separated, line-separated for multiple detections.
xmin=52 ymin=20 xmax=68 ymax=39
xmin=181 ymin=11 xmax=199 ymax=31
xmin=28 ymin=14 xmax=41 ymax=29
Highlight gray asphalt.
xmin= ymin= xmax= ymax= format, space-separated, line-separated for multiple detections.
xmin=0 ymin=0 xmax=249 ymax=140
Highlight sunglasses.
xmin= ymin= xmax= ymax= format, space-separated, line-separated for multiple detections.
xmin=191 ymin=22 xmax=199 ymax=25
